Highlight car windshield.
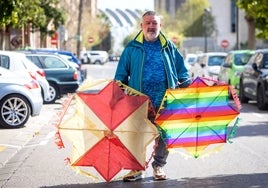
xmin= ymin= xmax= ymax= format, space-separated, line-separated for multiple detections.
xmin=234 ymin=53 xmax=252 ymax=65
xmin=42 ymin=56 xmax=67 ymax=69
xmin=187 ymin=57 xmax=196 ymax=63
xmin=208 ymin=56 xmax=225 ymax=66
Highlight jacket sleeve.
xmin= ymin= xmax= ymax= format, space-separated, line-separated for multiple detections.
xmin=114 ymin=47 xmax=130 ymax=85
xmin=174 ymin=46 xmax=191 ymax=88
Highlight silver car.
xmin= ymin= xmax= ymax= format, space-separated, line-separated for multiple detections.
xmin=190 ymin=52 xmax=227 ymax=80
xmin=0 ymin=50 xmax=50 ymax=103
xmin=0 ymin=67 xmax=43 ymax=128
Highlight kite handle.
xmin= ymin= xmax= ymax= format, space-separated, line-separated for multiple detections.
xmin=227 ymin=117 xmax=240 ymax=143
xmin=177 ymin=78 xmax=192 ymax=88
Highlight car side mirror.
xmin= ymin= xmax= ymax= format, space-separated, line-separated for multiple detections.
xmin=252 ymin=62 xmax=262 ymax=74
xmin=252 ymin=62 xmax=258 ymax=70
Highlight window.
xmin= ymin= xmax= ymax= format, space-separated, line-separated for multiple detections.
xmin=26 ymin=56 xmax=43 ymax=68
xmin=0 ymin=55 xmax=10 ymax=69
xmin=263 ymin=54 xmax=268 ymax=68
xmin=208 ymin=56 xmax=225 ymax=66
xmin=231 ymin=0 xmax=236 ymax=33
xmin=43 ymin=56 xmax=67 ymax=69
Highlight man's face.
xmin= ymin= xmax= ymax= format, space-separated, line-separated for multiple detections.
xmin=141 ymin=15 xmax=161 ymax=42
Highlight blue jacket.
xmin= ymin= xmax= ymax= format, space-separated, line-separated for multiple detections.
xmin=114 ymin=31 xmax=191 ymax=91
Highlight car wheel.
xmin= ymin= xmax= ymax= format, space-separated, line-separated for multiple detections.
xmin=239 ymin=80 xmax=249 ymax=103
xmin=44 ymin=83 xmax=59 ymax=104
xmin=95 ymin=60 xmax=102 ymax=65
xmin=81 ymin=69 xmax=87 ymax=80
xmin=257 ymin=85 xmax=268 ymax=110
xmin=0 ymin=94 xmax=30 ymax=128
xmin=87 ymin=58 xmax=91 ymax=64
xmin=41 ymin=88 xmax=45 ymax=101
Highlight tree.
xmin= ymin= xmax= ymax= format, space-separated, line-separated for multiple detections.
xmin=0 ymin=0 xmax=65 ymax=49
xmin=0 ymin=0 xmax=36 ymax=49
xmin=237 ymin=0 xmax=268 ymax=49
xmin=175 ymin=0 xmax=215 ymax=37
xmin=30 ymin=0 xmax=66 ymax=47
xmin=80 ymin=11 xmax=110 ymax=51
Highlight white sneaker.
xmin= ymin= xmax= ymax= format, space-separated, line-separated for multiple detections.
xmin=153 ymin=165 xmax=167 ymax=180
xmin=123 ymin=170 xmax=144 ymax=182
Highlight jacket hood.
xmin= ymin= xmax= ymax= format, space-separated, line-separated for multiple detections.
xmin=133 ymin=30 xmax=168 ymax=48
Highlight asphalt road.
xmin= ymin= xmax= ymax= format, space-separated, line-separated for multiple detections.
xmin=0 ymin=62 xmax=268 ymax=188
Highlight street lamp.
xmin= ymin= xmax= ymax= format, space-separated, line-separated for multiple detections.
xmin=203 ymin=8 xmax=210 ymax=53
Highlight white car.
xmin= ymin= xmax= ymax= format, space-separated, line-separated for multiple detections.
xmin=0 ymin=67 xmax=43 ymax=128
xmin=80 ymin=50 xmax=109 ymax=65
xmin=190 ymin=52 xmax=227 ymax=80
xmin=184 ymin=53 xmax=197 ymax=66
xmin=0 ymin=51 xmax=50 ymax=103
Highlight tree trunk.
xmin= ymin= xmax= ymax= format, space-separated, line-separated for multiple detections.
xmin=1 ymin=27 xmax=6 ymax=50
xmin=40 ymin=32 xmax=46 ymax=48
xmin=245 ymin=15 xmax=256 ymax=50
xmin=76 ymin=0 xmax=83 ymax=56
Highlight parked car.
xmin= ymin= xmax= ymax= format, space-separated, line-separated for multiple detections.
xmin=24 ymin=53 xmax=80 ymax=103
xmin=109 ymin=54 xmax=120 ymax=62
xmin=21 ymin=49 xmax=87 ymax=82
xmin=0 ymin=67 xmax=43 ymax=128
xmin=239 ymin=49 xmax=268 ymax=110
xmin=218 ymin=50 xmax=254 ymax=93
xmin=0 ymin=50 xmax=50 ymax=103
xmin=80 ymin=50 xmax=109 ymax=65
xmin=184 ymin=53 xmax=197 ymax=66
xmin=190 ymin=52 xmax=227 ymax=79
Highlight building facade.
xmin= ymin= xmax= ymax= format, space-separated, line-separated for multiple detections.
xmin=155 ymin=0 xmax=249 ymax=53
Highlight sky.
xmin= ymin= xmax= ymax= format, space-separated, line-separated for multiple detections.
xmin=98 ymin=0 xmax=154 ymax=11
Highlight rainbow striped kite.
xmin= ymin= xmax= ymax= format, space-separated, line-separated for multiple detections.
xmin=155 ymin=77 xmax=240 ymax=158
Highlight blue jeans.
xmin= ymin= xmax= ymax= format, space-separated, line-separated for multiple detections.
xmin=152 ymin=127 xmax=169 ymax=168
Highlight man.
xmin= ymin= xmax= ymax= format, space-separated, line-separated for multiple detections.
xmin=114 ymin=10 xmax=191 ymax=181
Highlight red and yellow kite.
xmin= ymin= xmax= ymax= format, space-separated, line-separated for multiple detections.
xmin=55 ymin=80 xmax=158 ymax=182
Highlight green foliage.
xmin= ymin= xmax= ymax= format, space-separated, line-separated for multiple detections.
xmin=176 ymin=0 xmax=215 ymax=37
xmin=81 ymin=11 xmax=110 ymax=50
xmin=0 ymin=0 xmax=65 ymax=35
xmin=32 ymin=0 xmax=66 ymax=35
xmin=237 ymin=0 xmax=268 ymax=38
xmin=0 ymin=0 xmax=21 ymax=27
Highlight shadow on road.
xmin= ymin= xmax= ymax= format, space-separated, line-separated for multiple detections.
xmin=41 ymin=173 xmax=268 ymax=188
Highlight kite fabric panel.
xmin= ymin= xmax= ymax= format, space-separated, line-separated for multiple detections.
xmin=54 ymin=79 xmax=159 ymax=182
xmin=155 ymin=77 xmax=241 ymax=158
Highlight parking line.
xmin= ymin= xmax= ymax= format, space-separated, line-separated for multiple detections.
xmin=252 ymin=113 xmax=263 ymax=118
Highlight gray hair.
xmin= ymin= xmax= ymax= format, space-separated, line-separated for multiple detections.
xmin=142 ymin=10 xmax=162 ymax=19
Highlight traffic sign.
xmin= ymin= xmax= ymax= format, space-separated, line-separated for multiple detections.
xmin=221 ymin=39 xmax=229 ymax=48
xmin=88 ymin=37 xmax=94 ymax=43
xmin=172 ymin=37 xmax=177 ymax=44
xmin=51 ymin=32 xmax=58 ymax=45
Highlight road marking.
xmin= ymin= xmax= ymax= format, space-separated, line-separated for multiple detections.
xmin=39 ymin=131 xmax=56 ymax=145
xmin=25 ymin=131 xmax=56 ymax=148
xmin=0 ymin=146 xmax=5 ymax=152
xmin=252 ymin=113 xmax=263 ymax=118
xmin=0 ymin=131 xmax=56 ymax=150
xmin=0 ymin=144 xmax=22 ymax=149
